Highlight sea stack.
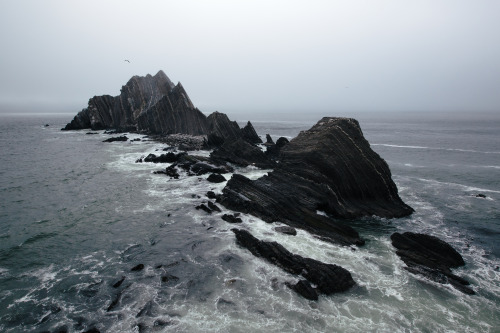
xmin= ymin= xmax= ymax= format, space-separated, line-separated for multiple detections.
xmin=62 ymin=70 xmax=261 ymax=148
xmin=218 ymin=117 xmax=414 ymax=245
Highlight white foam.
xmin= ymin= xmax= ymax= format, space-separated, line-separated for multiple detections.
xmin=413 ymin=177 xmax=500 ymax=194
xmin=372 ymin=143 xmax=500 ymax=155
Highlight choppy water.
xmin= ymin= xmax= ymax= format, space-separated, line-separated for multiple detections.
xmin=0 ymin=112 xmax=499 ymax=332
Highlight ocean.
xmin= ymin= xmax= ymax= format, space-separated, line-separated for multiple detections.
xmin=0 ymin=112 xmax=499 ymax=332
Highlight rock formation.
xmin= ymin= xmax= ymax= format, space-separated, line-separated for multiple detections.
xmin=62 ymin=70 xmax=260 ymax=148
xmin=218 ymin=117 xmax=413 ymax=246
xmin=391 ymin=232 xmax=474 ymax=294
xmin=232 ymin=229 xmax=355 ymax=299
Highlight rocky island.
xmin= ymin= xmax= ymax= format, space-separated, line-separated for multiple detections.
xmin=63 ymin=71 xmax=475 ymax=298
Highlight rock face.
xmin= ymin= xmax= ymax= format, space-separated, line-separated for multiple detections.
xmin=210 ymin=138 xmax=275 ymax=169
xmin=63 ymin=71 xmax=174 ymax=131
xmin=218 ymin=117 xmax=413 ymax=246
xmin=241 ymin=121 xmax=263 ymax=144
xmin=232 ymin=229 xmax=355 ymax=299
xmin=391 ymin=232 xmax=474 ymax=294
xmin=62 ymin=70 xmax=261 ymax=148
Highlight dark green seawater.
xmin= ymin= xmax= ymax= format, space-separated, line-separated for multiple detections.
xmin=0 ymin=112 xmax=499 ymax=332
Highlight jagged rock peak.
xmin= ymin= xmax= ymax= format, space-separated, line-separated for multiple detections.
xmin=241 ymin=121 xmax=262 ymax=144
xmin=62 ymin=70 xmax=199 ymax=132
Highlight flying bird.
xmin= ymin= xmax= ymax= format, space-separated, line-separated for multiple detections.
xmin=124 ymin=59 xmax=130 ymax=63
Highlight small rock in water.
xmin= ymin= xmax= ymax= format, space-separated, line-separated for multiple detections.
xmin=196 ymin=204 xmax=212 ymax=214
xmin=207 ymin=173 xmax=226 ymax=183
xmin=208 ymin=201 xmax=221 ymax=212
xmin=161 ymin=274 xmax=179 ymax=283
xmin=222 ymin=214 xmax=242 ymax=223
xmin=475 ymin=193 xmax=486 ymax=198
xmin=103 ymin=136 xmax=128 ymax=143
xmin=206 ymin=191 xmax=217 ymax=199
xmin=275 ymin=226 xmax=297 ymax=236
xmin=131 ymin=264 xmax=145 ymax=271
xmin=111 ymin=276 xmax=125 ymax=288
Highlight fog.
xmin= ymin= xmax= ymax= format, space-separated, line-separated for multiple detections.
xmin=1 ymin=0 xmax=499 ymax=116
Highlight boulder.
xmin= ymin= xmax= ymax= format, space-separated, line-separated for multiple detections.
xmin=275 ymin=226 xmax=297 ymax=236
xmin=143 ymin=152 xmax=183 ymax=163
xmin=221 ymin=214 xmax=242 ymax=223
xmin=232 ymin=229 xmax=355 ymax=297
xmin=207 ymin=173 xmax=227 ymax=183
xmin=391 ymin=232 xmax=474 ymax=294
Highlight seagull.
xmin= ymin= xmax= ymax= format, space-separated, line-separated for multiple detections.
xmin=124 ymin=59 xmax=130 ymax=63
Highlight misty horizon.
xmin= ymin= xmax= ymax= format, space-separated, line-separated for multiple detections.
xmin=1 ymin=1 xmax=499 ymax=116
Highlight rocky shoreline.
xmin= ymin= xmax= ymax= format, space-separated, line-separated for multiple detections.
xmin=63 ymin=71 xmax=475 ymax=300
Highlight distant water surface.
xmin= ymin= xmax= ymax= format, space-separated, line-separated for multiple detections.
xmin=0 ymin=112 xmax=498 ymax=332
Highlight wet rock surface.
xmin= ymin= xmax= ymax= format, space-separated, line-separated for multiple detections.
xmin=232 ymin=229 xmax=355 ymax=298
xmin=103 ymin=136 xmax=128 ymax=143
xmin=391 ymin=232 xmax=474 ymax=294
xmin=218 ymin=117 xmax=413 ymax=246
xmin=210 ymin=138 xmax=275 ymax=169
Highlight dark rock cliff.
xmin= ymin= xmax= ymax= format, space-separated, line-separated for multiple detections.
xmin=218 ymin=117 xmax=413 ymax=245
xmin=63 ymin=70 xmax=173 ymax=131
xmin=62 ymin=71 xmax=261 ymax=148
xmin=136 ymin=83 xmax=208 ymax=136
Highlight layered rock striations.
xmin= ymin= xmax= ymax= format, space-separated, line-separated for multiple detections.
xmin=62 ymin=71 xmax=261 ymax=147
xmin=391 ymin=232 xmax=474 ymax=294
xmin=218 ymin=117 xmax=414 ymax=245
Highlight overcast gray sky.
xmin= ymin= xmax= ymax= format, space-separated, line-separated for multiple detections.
xmin=1 ymin=0 xmax=499 ymax=116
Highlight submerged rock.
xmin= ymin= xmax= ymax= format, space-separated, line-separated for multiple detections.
xmin=391 ymin=232 xmax=474 ymax=294
xmin=218 ymin=117 xmax=413 ymax=246
xmin=131 ymin=264 xmax=145 ymax=272
xmin=103 ymin=136 xmax=128 ymax=143
xmin=233 ymin=229 xmax=355 ymax=298
xmin=275 ymin=226 xmax=297 ymax=236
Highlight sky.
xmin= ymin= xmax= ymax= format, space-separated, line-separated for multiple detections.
xmin=1 ymin=0 xmax=499 ymax=116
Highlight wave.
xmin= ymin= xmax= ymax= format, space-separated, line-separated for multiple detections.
xmin=371 ymin=143 xmax=500 ymax=154
xmin=413 ymin=177 xmax=500 ymax=194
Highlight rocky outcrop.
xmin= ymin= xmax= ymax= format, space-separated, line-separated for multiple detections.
xmin=205 ymin=112 xmax=242 ymax=147
xmin=232 ymin=229 xmax=355 ymax=299
xmin=209 ymin=138 xmax=275 ymax=169
xmin=265 ymin=136 xmax=289 ymax=160
xmin=391 ymin=232 xmax=474 ymax=294
xmin=218 ymin=117 xmax=413 ymax=246
xmin=63 ymin=71 xmax=173 ymax=131
xmin=136 ymin=83 xmax=208 ymax=136
xmin=241 ymin=121 xmax=262 ymax=144
xmin=63 ymin=71 xmax=262 ymax=149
